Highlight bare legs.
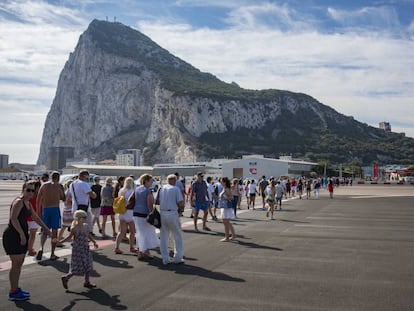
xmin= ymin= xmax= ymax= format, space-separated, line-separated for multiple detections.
xmin=220 ymin=219 xmax=236 ymax=241
xmin=115 ymin=221 xmax=137 ymax=252
xmin=101 ymin=215 xmax=117 ymax=238
xmin=27 ymin=228 xmax=37 ymax=254
xmin=9 ymin=254 xmax=25 ymax=292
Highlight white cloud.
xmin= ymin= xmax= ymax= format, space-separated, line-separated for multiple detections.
xmin=137 ymin=10 xmax=414 ymax=138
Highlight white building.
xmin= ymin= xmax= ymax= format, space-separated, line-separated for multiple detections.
xmin=222 ymin=155 xmax=316 ymax=180
xmin=116 ymin=149 xmax=141 ymax=166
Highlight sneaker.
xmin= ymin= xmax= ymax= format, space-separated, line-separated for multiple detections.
xmin=8 ymin=290 xmax=29 ymax=301
xmin=17 ymin=288 xmax=30 ymax=297
xmin=173 ymin=259 xmax=185 ymax=265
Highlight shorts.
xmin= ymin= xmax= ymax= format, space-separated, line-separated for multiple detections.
xmin=276 ymin=196 xmax=282 ymax=203
xmin=3 ymin=227 xmax=28 ymax=255
xmin=249 ymin=193 xmax=256 ymax=198
xmin=62 ymin=209 xmax=73 ymax=227
xmin=28 ymin=221 xmax=39 ymax=230
xmin=90 ymin=207 xmax=101 ymax=218
xmin=194 ymin=201 xmax=209 ymax=212
xmin=42 ymin=207 xmax=61 ymax=229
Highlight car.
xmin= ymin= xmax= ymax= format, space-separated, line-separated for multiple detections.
xmin=134 ymin=177 xmax=159 ymax=192
xmin=59 ymin=173 xmax=98 ymax=186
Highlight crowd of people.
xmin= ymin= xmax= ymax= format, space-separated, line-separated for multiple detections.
xmin=2 ymin=169 xmax=339 ymax=301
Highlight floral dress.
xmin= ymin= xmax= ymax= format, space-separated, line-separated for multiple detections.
xmin=70 ymin=225 xmax=93 ymax=275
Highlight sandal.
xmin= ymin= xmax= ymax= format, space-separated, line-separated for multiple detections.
xmin=83 ymin=282 xmax=97 ymax=289
xmin=61 ymin=276 xmax=68 ymax=289
xmin=130 ymin=247 xmax=138 ymax=253
xmin=50 ymin=254 xmax=59 ymax=261
xmin=203 ymin=227 xmax=211 ymax=231
xmin=114 ymin=248 xmax=123 ymax=254
xmin=28 ymin=248 xmax=37 ymax=256
xmin=35 ymin=250 xmax=43 ymax=260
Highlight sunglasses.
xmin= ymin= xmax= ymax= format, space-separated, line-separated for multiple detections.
xmin=26 ymin=189 xmax=35 ymax=193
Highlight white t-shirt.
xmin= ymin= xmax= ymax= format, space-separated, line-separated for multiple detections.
xmin=248 ymin=182 xmax=257 ymax=194
xmin=159 ymin=184 xmax=184 ymax=211
xmin=207 ymin=183 xmax=214 ymax=202
xmin=71 ymin=179 xmax=92 ymax=212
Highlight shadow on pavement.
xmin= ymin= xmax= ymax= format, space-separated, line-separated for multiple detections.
xmin=14 ymin=300 xmax=52 ymax=311
xmin=235 ymin=240 xmax=283 ymax=252
xmin=92 ymin=251 xmax=134 ymax=269
xmin=148 ymin=258 xmax=245 ymax=283
xmin=38 ymin=257 xmax=70 ymax=273
xmin=278 ymin=219 xmax=310 ymax=224
xmin=63 ymin=288 xmax=127 ymax=310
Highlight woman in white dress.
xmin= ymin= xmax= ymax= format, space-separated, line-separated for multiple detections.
xmin=219 ymin=177 xmax=236 ymax=242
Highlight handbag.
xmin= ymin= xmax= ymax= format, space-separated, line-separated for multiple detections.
xmin=113 ymin=196 xmax=126 ymax=214
xmin=126 ymin=192 xmax=135 ymax=210
xmin=147 ymin=207 xmax=161 ymax=228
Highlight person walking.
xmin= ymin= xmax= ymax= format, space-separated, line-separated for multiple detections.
xmin=27 ymin=180 xmax=41 ymax=256
xmin=328 ymin=179 xmax=334 ymax=199
xmin=133 ymin=174 xmax=159 ymax=260
xmin=230 ymin=178 xmax=240 ymax=217
xmin=90 ymin=176 xmax=102 ymax=235
xmin=190 ymin=172 xmax=211 ymax=232
xmin=57 ymin=180 xmax=74 ymax=245
xmin=159 ymin=174 xmax=185 ymax=265
xmin=36 ymin=171 xmax=65 ymax=260
xmin=218 ymin=177 xmax=236 ymax=242
xmin=248 ymin=179 xmax=258 ymax=210
xmin=258 ymin=176 xmax=269 ymax=209
xmin=100 ymin=178 xmax=116 ymax=239
xmin=275 ymin=180 xmax=285 ymax=210
xmin=265 ymin=180 xmax=276 ymax=219
xmin=3 ymin=181 xmax=50 ymax=301
xmin=114 ymin=177 xmax=137 ymax=254
xmin=59 ymin=210 xmax=99 ymax=290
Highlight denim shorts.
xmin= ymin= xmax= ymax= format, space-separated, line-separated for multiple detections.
xmin=42 ymin=207 xmax=61 ymax=229
xmin=194 ymin=201 xmax=209 ymax=212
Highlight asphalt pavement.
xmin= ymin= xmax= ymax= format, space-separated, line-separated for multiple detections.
xmin=1 ymin=185 xmax=414 ymax=310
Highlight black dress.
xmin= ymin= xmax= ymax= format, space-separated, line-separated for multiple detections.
xmin=2 ymin=199 xmax=31 ymax=255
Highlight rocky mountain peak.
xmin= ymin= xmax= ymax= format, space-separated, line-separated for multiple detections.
xmin=37 ymin=20 xmax=414 ymax=166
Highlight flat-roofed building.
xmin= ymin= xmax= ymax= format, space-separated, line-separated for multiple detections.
xmin=222 ymin=155 xmax=316 ymax=180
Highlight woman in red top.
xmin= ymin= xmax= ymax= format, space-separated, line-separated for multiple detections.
xmin=328 ymin=179 xmax=334 ymax=199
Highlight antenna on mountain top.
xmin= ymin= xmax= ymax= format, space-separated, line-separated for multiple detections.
xmin=114 ymin=16 xmax=117 ymax=22
xmin=106 ymin=16 xmax=108 ymax=21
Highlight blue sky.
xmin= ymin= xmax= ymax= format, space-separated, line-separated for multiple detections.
xmin=1 ymin=0 xmax=413 ymax=164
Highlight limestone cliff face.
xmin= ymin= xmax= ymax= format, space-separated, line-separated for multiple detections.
xmin=38 ymin=20 xmax=411 ymax=166
xmin=37 ymin=20 xmax=325 ymax=165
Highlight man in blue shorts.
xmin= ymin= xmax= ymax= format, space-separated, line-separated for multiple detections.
xmin=36 ymin=171 xmax=65 ymax=260
xmin=190 ymin=172 xmax=211 ymax=232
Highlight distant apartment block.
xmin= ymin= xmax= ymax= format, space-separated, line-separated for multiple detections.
xmin=116 ymin=149 xmax=141 ymax=166
xmin=47 ymin=146 xmax=75 ymax=170
xmin=379 ymin=121 xmax=391 ymax=132
xmin=0 ymin=154 xmax=9 ymax=169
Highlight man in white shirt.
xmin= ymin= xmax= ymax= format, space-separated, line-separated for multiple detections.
xmin=70 ymin=170 xmax=97 ymax=232
xmin=70 ymin=170 xmax=96 ymax=212
xmin=159 ymin=174 xmax=185 ymax=265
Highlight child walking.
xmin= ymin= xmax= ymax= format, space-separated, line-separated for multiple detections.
xmin=58 ymin=210 xmax=98 ymax=289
